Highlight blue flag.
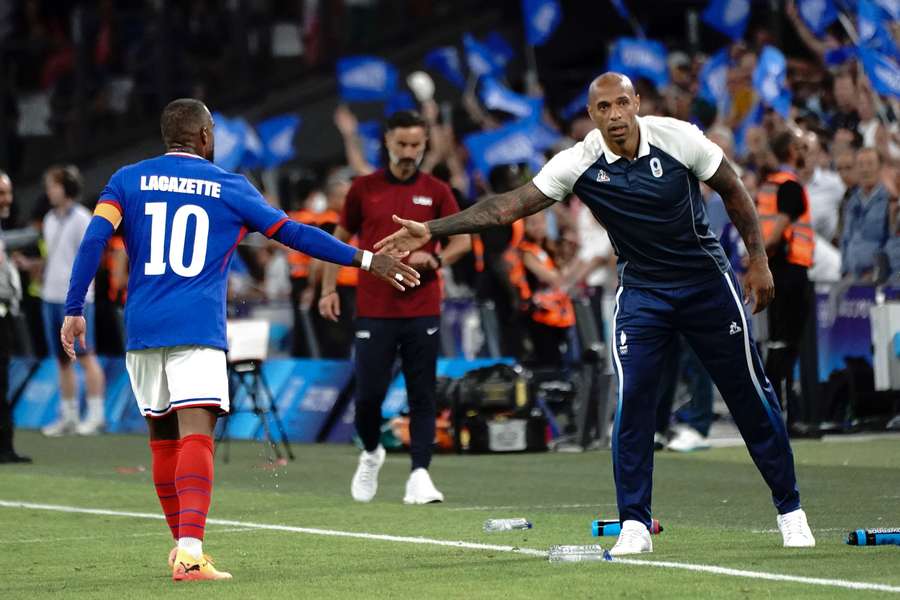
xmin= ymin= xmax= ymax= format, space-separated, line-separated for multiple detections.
xmin=797 ymin=0 xmax=838 ymax=36
xmin=522 ymin=0 xmax=562 ymax=46
xmin=211 ymin=113 xmax=245 ymax=172
xmin=702 ymin=0 xmax=750 ymax=40
xmin=698 ymin=48 xmax=731 ymax=112
xmin=560 ymin=88 xmax=589 ymax=120
xmin=357 ymin=121 xmax=383 ymax=167
xmin=479 ymin=77 xmax=542 ymax=118
xmin=336 ymin=56 xmax=398 ymax=102
xmin=464 ymin=116 xmax=559 ymax=175
xmin=607 ymin=37 xmax=669 ymax=87
xmin=257 ymin=114 xmax=301 ymax=168
xmin=609 ymin=0 xmax=646 ymax=38
xmin=858 ymin=0 xmax=900 ymax=58
xmin=753 ymin=46 xmax=791 ymax=117
xmin=874 ymin=0 xmax=899 ymax=20
xmin=464 ymin=33 xmax=504 ymax=78
xmin=858 ymin=47 xmax=900 ymax=98
xmin=485 ymin=31 xmax=516 ymax=68
xmin=824 ymin=45 xmax=856 ymax=66
xmin=385 ymin=92 xmax=417 ymax=117
xmin=424 ymin=47 xmax=466 ymax=89
xmin=238 ymin=118 xmax=265 ymax=169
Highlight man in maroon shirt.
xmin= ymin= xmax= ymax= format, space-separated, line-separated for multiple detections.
xmin=319 ymin=111 xmax=470 ymax=504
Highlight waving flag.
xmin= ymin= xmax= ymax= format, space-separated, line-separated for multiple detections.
xmin=424 ymin=47 xmax=466 ymax=89
xmin=607 ymin=37 xmax=669 ymax=87
xmin=874 ymin=0 xmax=899 ymax=20
xmin=825 ymin=45 xmax=856 ymax=66
xmin=522 ymin=0 xmax=562 ymax=46
xmin=238 ymin=118 xmax=265 ymax=169
xmin=485 ymin=32 xmax=516 ymax=68
xmin=560 ymin=88 xmax=589 ymax=120
xmin=753 ymin=46 xmax=791 ymax=117
xmin=858 ymin=47 xmax=900 ymax=98
xmin=464 ymin=116 xmax=557 ymax=175
xmin=257 ymin=114 xmax=301 ymax=168
xmin=211 ymin=113 xmax=245 ymax=172
xmin=385 ymin=92 xmax=417 ymax=117
xmin=702 ymin=0 xmax=751 ymax=40
xmin=357 ymin=121 xmax=383 ymax=167
xmin=858 ymin=0 xmax=900 ymax=57
xmin=463 ymin=33 xmax=504 ymax=78
xmin=797 ymin=0 xmax=838 ymax=36
xmin=698 ymin=48 xmax=731 ymax=112
xmin=336 ymin=56 xmax=398 ymax=102
xmin=479 ymin=77 xmax=542 ymax=118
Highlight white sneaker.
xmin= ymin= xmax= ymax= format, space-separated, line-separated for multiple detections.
xmin=351 ymin=446 xmax=385 ymax=502
xmin=667 ymin=425 xmax=710 ymax=453
xmin=609 ymin=520 xmax=653 ymax=556
xmin=777 ymin=508 xmax=815 ymax=547
xmin=403 ymin=468 xmax=444 ymax=504
xmin=41 ymin=418 xmax=78 ymax=437
xmin=75 ymin=417 xmax=106 ymax=436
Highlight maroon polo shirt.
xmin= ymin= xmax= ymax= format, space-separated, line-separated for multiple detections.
xmin=341 ymin=169 xmax=459 ymax=318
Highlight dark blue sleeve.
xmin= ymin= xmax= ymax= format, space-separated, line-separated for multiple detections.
xmin=65 ymin=216 xmax=114 ymax=316
xmin=273 ymin=220 xmax=359 ymax=266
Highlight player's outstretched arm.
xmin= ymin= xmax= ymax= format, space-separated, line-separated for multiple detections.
xmin=705 ymin=157 xmax=775 ymax=314
xmin=375 ymin=182 xmax=555 ymax=256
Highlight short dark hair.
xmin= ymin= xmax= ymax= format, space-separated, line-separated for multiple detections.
xmin=384 ymin=110 xmax=427 ymax=132
xmin=45 ymin=165 xmax=83 ymax=199
xmin=770 ymin=131 xmax=796 ymax=164
xmin=160 ymin=98 xmax=210 ymax=145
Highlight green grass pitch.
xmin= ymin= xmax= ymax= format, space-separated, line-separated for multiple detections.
xmin=1 ymin=431 xmax=899 ymax=598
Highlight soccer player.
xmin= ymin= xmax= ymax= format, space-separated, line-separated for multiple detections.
xmin=376 ymin=73 xmax=815 ymax=554
xmin=319 ymin=110 xmax=470 ymax=504
xmin=61 ymin=99 xmax=420 ymax=581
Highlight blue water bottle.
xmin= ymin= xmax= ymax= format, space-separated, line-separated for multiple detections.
xmin=846 ymin=528 xmax=900 ymax=546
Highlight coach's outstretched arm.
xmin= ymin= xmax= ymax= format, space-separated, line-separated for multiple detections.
xmin=375 ymin=182 xmax=554 ymax=255
xmin=705 ymin=157 xmax=775 ymax=314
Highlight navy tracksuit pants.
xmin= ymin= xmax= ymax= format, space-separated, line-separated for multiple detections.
xmin=354 ymin=316 xmax=440 ymax=470
xmin=611 ymin=270 xmax=800 ymax=526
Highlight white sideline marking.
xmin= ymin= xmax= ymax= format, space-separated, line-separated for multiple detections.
xmin=0 ymin=527 xmax=254 ymax=545
xmin=1 ymin=500 xmax=899 ymax=593
xmin=447 ymin=503 xmax=613 ymax=512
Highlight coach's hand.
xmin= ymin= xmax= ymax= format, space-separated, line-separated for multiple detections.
xmin=406 ymin=251 xmax=439 ymax=271
xmin=369 ymin=254 xmax=421 ymax=292
xmin=374 ymin=215 xmax=432 ymax=257
xmin=744 ymin=258 xmax=775 ymax=314
xmin=60 ymin=316 xmax=86 ymax=361
xmin=319 ymin=290 xmax=341 ymax=322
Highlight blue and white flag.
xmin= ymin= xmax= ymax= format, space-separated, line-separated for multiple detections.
xmin=858 ymin=47 xmax=900 ymax=98
xmin=336 ymin=56 xmax=398 ymax=102
xmin=238 ymin=118 xmax=265 ymax=169
xmin=385 ymin=92 xmax=417 ymax=117
xmin=479 ymin=77 xmax=542 ymax=118
xmin=485 ymin=31 xmax=516 ymax=68
xmin=560 ymin=88 xmax=589 ymax=120
xmin=858 ymin=0 xmax=900 ymax=58
xmin=824 ymin=45 xmax=856 ymax=66
xmin=797 ymin=0 xmax=838 ymax=36
xmin=463 ymin=33 xmax=503 ymax=78
xmin=424 ymin=47 xmax=466 ymax=89
xmin=357 ymin=121 xmax=383 ymax=167
xmin=698 ymin=48 xmax=731 ymax=111
xmin=607 ymin=37 xmax=669 ymax=87
xmin=529 ymin=118 xmax=563 ymax=152
xmin=702 ymin=0 xmax=750 ymax=40
xmin=465 ymin=116 xmax=559 ymax=175
xmin=874 ymin=0 xmax=899 ymax=20
xmin=211 ymin=113 xmax=245 ymax=172
xmin=257 ymin=114 xmax=301 ymax=168
xmin=753 ymin=46 xmax=791 ymax=116
xmin=522 ymin=0 xmax=562 ymax=46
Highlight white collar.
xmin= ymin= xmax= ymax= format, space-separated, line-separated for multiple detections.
xmin=165 ymin=151 xmax=206 ymax=160
xmin=597 ymin=115 xmax=650 ymax=163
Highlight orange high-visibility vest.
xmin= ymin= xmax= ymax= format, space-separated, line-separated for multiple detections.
xmin=517 ymin=240 xmax=576 ymax=328
xmin=756 ymin=171 xmax=815 ymax=268
xmin=318 ymin=210 xmax=358 ymax=287
xmin=287 ymin=209 xmax=318 ymax=279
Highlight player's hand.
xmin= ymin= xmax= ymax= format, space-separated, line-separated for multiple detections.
xmin=406 ymin=251 xmax=439 ymax=271
xmin=373 ymin=215 xmax=432 ymax=257
xmin=369 ymin=254 xmax=421 ymax=291
xmin=744 ymin=258 xmax=775 ymax=314
xmin=318 ymin=290 xmax=341 ymax=322
xmin=60 ymin=315 xmax=86 ymax=362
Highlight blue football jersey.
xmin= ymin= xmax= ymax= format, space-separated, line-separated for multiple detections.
xmin=98 ymin=152 xmax=288 ymax=351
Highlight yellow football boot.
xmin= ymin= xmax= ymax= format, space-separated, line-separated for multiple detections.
xmin=171 ymin=548 xmax=232 ymax=581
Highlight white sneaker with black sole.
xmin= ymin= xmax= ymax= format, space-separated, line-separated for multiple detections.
xmin=403 ymin=468 xmax=444 ymax=504
xmin=777 ymin=508 xmax=815 ymax=547
xmin=351 ymin=445 xmax=385 ymax=502
xmin=609 ymin=520 xmax=653 ymax=556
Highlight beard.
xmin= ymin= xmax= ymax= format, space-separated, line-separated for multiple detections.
xmin=388 ymin=149 xmax=424 ymax=168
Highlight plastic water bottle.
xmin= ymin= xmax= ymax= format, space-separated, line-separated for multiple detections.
xmin=483 ymin=518 xmax=533 ymax=532
xmin=846 ymin=528 xmax=900 ymax=545
xmin=547 ymin=544 xmax=612 ymax=563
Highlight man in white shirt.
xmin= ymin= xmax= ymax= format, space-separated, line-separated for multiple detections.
xmin=38 ymin=166 xmax=106 ymax=436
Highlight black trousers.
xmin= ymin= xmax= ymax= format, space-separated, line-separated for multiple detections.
xmin=0 ymin=311 xmax=14 ymax=453
xmin=354 ymin=316 xmax=439 ymax=470
xmin=765 ymin=263 xmax=811 ymax=426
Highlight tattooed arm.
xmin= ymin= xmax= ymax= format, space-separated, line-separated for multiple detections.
xmin=705 ymin=157 xmax=775 ymax=313
xmin=375 ymin=182 xmax=555 ymax=255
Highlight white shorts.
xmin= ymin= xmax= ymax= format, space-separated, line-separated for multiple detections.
xmin=126 ymin=345 xmax=230 ymax=419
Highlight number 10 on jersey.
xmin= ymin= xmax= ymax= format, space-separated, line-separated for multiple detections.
xmin=144 ymin=202 xmax=210 ymax=277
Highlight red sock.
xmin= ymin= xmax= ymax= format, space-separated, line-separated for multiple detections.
xmin=175 ymin=434 xmax=214 ymax=541
xmin=150 ymin=439 xmax=182 ymax=540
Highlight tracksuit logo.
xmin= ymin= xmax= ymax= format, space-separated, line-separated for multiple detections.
xmin=729 ymin=321 xmax=742 ymax=336
xmin=597 ymin=169 xmax=610 ymax=183
xmin=618 ymin=330 xmax=628 ymax=355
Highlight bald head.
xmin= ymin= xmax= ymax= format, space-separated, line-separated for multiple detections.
xmin=160 ymin=98 xmax=215 ymax=160
xmin=586 ymin=72 xmax=641 ymax=156
xmin=588 ymin=72 xmax=636 ymax=104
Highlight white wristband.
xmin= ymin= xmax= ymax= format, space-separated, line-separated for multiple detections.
xmin=361 ymin=250 xmax=374 ymax=271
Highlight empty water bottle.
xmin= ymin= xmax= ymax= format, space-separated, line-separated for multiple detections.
xmin=547 ymin=544 xmax=612 ymax=563
xmin=483 ymin=518 xmax=533 ymax=532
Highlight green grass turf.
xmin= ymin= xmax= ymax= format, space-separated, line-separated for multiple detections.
xmin=1 ymin=431 xmax=899 ymax=598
